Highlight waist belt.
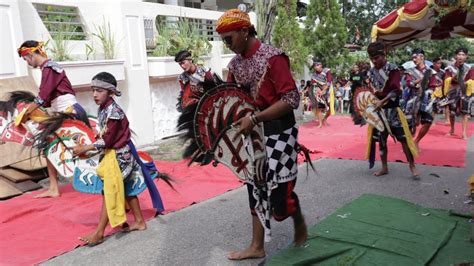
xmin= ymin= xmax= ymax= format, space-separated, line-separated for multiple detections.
xmin=263 ymin=112 xmax=296 ymax=135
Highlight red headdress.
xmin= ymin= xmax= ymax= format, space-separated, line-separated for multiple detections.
xmin=216 ymin=9 xmax=252 ymax=34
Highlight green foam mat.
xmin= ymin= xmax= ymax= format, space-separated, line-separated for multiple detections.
xmin=265 ymin=194 xmax=474 ymax=265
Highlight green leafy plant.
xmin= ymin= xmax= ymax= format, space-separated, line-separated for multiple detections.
xmin=92 ymin=18 xmax=116 ymax=60
xmin=152 ymin=18 xmax=211 ymax=64
xmin=304 ymin=0 xmax=348 ymax=72
xmin=47 ymin=24 xmax=74 ymax=61
xmin=85 ymin=43 xmax=95 ymax=60
xmin=153 ymin=22 xmax=173 ymax=57
xmin=35 ymin=4 xmax=86 ymax=41
xmin=272 ymin=0 xmax=308 ymax=77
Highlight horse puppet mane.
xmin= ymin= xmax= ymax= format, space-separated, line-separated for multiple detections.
xmin=176 ymin=73 xmax=225 ymax=163
xmin=0 ymin=91 xmax=36 ymax=115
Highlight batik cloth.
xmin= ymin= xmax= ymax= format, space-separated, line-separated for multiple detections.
xmin=368 ymin=62 xmax=415 ymax=152
xmin=404 ymin=66 xmax=436 ymax=125
xmin=247 ymin=126 xmax=299 ymax=242
xmin=177 ymin=66 xmax=214 ymax=111
xmin=93 ymin=98 xmax=141 ymax=196
xmin=445 ymin=64 xmax=474 ymax=116
xmin=227 ymin=40 xmax=300 ymax=242
xmin=216 ymin=8 xmax=252 ymax=33
xmin=310 ymin=69 xmax=332 ymax=110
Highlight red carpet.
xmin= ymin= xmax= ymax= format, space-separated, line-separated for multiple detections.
xmin=0 ymin=160 xmax=241 ymax=265
xmin=0 ymin=116 xmax=471 ymax=265
xmin=299 ymin=116 xmax=473 ymax=168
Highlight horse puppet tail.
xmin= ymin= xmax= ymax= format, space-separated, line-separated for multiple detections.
xmin=33 ymin=112 xmax=78 ymax=152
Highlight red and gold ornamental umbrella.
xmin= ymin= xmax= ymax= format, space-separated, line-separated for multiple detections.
xmin=371 ymin=0 xmax=474 ymax=47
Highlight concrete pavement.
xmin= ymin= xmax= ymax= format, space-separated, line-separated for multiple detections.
xmin=44 ymin=135 xmax=473 ymax=265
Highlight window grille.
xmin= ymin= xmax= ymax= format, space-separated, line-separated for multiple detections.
xmin=33 ymin=4 xmax=87 ymax=41
xmin=155 ymin=15 xmax=220 ymax=41
xmin=144 ymin=18 xmax=156 ymax=50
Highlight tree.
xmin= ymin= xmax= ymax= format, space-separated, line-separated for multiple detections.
xmin=339 ymin=0 xmax=409 ymax=45
xmin=304 ymin=0 xmax=348 ymax=75
xmin=255 ymin=0 xmax=278 ymax=44
xmin=387 ymin=38 xmax=474 ymax=65
xmin=272 ymin=0 xmax=308 ymax=77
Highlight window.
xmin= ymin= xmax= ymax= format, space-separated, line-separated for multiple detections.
xmin=155 ymin=15 xmax=220 ymax=41
xmin=184 ymin=0 xmax=201 ymax=9
xmin=33 ymin=4 xmax=87 ymax=41
xmin=144 ymin=18 xmax=156 ymax=50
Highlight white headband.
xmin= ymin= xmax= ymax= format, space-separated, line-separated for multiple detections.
xmin=91 ymin=79 xmax=121 ymax=96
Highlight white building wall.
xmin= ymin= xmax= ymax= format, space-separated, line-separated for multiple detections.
xmin=0 ymin=0 xmax=27 ymax=78
xmin=150 ymin=79 xmax=181 ymax=141
xmin=4 ymin=0 xmax=258 ymax=147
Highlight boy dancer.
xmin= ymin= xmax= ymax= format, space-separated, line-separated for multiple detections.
xmin=72 ymin=72 xmax=149 ymax=245
xmin=17 ymin=40 xmax=88 ymax=198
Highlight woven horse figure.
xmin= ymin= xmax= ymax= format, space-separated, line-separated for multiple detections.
xmin=0 ymin=91 xmax=46 ymax=145
xmin=0 ymin=91 xmax=169 ymax=195
xmin=351 ymin=86 xmax=391 ymax=134
xmin=0 ymin=91 xmax=97 ymax=177
xmin=177 ymin=75 xmax=277 ymax=182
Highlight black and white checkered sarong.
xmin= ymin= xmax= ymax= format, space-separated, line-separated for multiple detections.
xmin=248 ymin=126 xmax=298 ymax=242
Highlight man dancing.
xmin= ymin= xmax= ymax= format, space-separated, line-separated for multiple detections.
xmin=444 ymin=47 xmax=474 ymax=140
xmin=430 ymin=58 xmax=448 ymax=124
xmin=216 ymin=8 xmax=307 ymax=260
xmin=404 ymin=48 xmax=437 ymax=145
xmin=310 ymin=61 xmax=334 ymax=127
xmin=174 ymin=50 xmax=216 ymax=112
xmin=367 ymin=41 xmax=419 ymax=179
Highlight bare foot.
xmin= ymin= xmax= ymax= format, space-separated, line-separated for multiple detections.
xmin=462 ymin=135 xmax=469 ymax=140
xmin=79 ymin=232 xmax=104 ymax=246
xmin=227 ymin=247 xmax=266 ymax=260
xmin=125 ymin=221 xmax=147 ymax=232
xmin=294 ymin=217 xmax=308 ymax=247
xmin=34 ymin=189 xmax=60 ymax=198
xmin=410 ymin=165 xmax=420 ymax=180
xmin=445 ymin=132 xmax=454 ymax=137
xmin=373 ymin=169 xmax=388 ymax=176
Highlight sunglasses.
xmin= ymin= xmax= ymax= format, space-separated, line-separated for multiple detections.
xmin=223 ymin=36 xmax=233 ymax=46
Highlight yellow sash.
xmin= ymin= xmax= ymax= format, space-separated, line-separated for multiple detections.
xmin=443 ymin=77 xmax=452 ymax=96
xmin=466 ymin=79 xmax=473 ymax=97
xmin=396 ymin=108 xmax=418 ymax=158
xmin=96 ymin=149 xmax=126 ymax=228
xmin=329 ymin=85 xmax=335 ymax=115
xmin=432 ymin=87 xmax=443 ymax=98
xmin=468 ymin=174 xmax=474 ymax=194
xmin=365 ymin=110 xmax=418 ymax=159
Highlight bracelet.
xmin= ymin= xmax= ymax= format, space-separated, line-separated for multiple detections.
xmin=250 ymin=114 xmax=259 ymax=126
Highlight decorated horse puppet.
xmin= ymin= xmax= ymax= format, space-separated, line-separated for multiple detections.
xmin=176 ymin=76 xmax=314 ymax=183
xmin=0 ymin=91 xmax=98 ymax=178
xmin=0 ymin=91 xmax=171 ymax=209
